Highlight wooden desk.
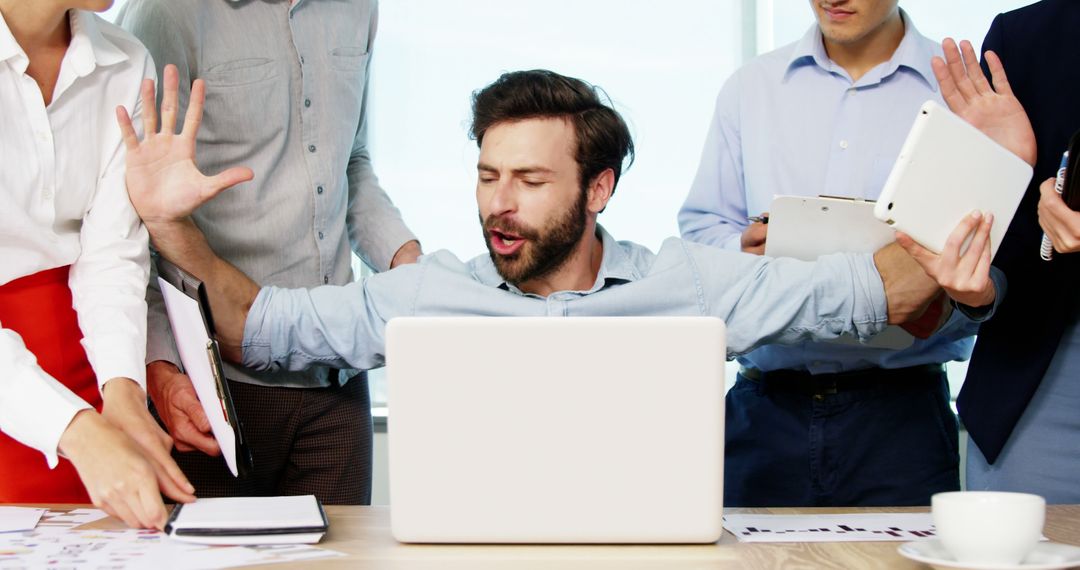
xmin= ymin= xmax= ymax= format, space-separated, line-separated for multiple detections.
xmin=75 ymin=505 xmax=1080 ymax=569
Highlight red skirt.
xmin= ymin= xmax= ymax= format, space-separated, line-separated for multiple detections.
xmin=0 ymin=266 xmax=99 ymax=502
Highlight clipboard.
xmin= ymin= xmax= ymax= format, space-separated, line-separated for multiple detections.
xmin=156 ymin=256 xmax=253 ymax=478
xmin=765 ymin=195 xmax=915 ymax=350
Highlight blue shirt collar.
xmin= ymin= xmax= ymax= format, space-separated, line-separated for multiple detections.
xmin=784 ymin=9 xmax=937 ymax=91
xmin=474 ymin=224 xmax=641 ymax=294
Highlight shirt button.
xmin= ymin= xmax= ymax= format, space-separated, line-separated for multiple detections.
xmin=316 ymin=185 xmax=324 ymax=194
xmin=43 ymin=187 xmax=54 ymax=199
xmin=839 ymin=140 xmax=849 ymax=150
xmin=318 ymin=231 xmax=324 ymax=240
xmin=848 ymin=87 xmax=857 ymax=96
xmin=308 ymin=144 xmax=317 ymax=153
xmin=304 ymin=98 xmax=312 ymax=108
xmin=300 ymin=56 xmax=305 ymax=65
xmin=323 ymin=275 xmax=329 ymax=284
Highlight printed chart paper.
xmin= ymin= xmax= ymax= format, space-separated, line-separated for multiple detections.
xmin=723 ymin=513 xmax=938 ymax=543
xmin=0 ymin=508 xmax=345 ymax=570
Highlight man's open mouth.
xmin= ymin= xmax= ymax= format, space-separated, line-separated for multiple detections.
xmin=489 ymin=228 xmax=526 ymax=255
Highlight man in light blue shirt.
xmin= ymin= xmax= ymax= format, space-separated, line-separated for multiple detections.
xmin=679 ymin=1 xmax=970 ymax=506
xmin=121 ymin=68 xmax=997 ymax=467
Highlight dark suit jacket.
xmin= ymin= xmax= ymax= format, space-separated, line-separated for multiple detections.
xmin=959 ymin=0 xmax=1080 ymax=464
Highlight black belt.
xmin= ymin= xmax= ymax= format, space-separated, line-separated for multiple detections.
xmin=739 ymin=363 xmax=945 ymax=398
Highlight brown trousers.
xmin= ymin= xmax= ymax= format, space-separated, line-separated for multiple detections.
xmin=163 ymin=373 xmax=372 ymax=505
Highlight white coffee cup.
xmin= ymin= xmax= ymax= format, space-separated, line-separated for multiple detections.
xmin=932 ymin=491 xmax=1046 ymax=565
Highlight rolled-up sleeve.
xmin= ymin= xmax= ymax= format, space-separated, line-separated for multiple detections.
xmin=682 ymin=239 xmax=888 ymax=354
xmin=243 ymin=260 xmax=425 ymax=373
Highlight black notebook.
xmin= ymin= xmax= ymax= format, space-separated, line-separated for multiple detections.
xmin=165 ymin=496 xmax=329 ymax=545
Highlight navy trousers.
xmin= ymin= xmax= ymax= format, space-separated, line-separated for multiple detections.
xmin=724 ymin=367 xmax=960 ymax=507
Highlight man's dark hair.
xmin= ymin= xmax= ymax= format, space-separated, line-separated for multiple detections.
xmin=470 ymin=70 xmax=635 ymax=197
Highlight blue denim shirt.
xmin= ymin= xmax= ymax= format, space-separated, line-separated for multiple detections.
xmin=240 ymin=226 xmax=935 ymax=374
xmin=677 ymin=14 xmax=984 ymax=373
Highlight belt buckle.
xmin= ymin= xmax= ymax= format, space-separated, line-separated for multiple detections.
xmin=813 ymin=378 xmax=839 ymax=400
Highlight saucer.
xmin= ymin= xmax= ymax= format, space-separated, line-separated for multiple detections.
xmin=898 ymin=539 xmax=1080 ymax=570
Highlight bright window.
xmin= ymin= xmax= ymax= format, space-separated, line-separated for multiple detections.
xmin=363 ymin=1 xmax=747 ymax=404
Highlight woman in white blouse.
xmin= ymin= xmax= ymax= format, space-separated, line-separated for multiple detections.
xmin=0 ymin=0 xmax=194 ymax=528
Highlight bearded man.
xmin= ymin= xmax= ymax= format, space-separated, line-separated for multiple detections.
xmin=117 ymin=67 xmax=999 ymax=444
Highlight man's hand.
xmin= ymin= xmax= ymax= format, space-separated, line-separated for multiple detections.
xmin=59 ymin=410 xmax=171 ymax=529
xmin=931 ymin=38 xmax=1036 ymax=166
xmin=874 ymin=242 xmax=940 ymax=325
xmin=741 ymin=213 xmax=768 ymax=255
xmin=147 ymin=361 xmax=221 ymax=456
xmin=117 ymin=64 xmax=253 ymax=226
xmin=390 ymin=240 xmax=423 ymax=268
xmin=896 ymin=210 xmax=996 ymax=308
xmin=118 ymin=64 xmax=263 ymax=357
xmin=1039 ymin=177 xmax=1080 ymax=254
xmin=100 ymin=378 xmax=197 ymax=505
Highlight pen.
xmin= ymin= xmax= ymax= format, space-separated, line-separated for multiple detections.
xmin=1040 ymin=151 xmax=1068 ymax=261
xmin=748 ymin=215 xmax=769 ymax=224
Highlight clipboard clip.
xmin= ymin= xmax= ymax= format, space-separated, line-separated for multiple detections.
xmin=206 ymin=339 xmax=231 ymax=425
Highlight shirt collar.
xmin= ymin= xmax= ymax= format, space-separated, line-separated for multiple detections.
xmin=0 ymin=10 xmax=24 ymax=65
xmin=69 ymin=9 xmax=129 ymax=74
xmin=1 ymin=10 xmax=128 ymax=74
xmin=784 ymin=9 xmax=937 ymax=90
xmin=476 ymin=224 xmax=641 ymax=295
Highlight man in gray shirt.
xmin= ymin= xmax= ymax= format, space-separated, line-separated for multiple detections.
xmin=118 ymin=0 xmax=420 ymax=503
xmin=119 ymin=68 xmax=999 ymax=418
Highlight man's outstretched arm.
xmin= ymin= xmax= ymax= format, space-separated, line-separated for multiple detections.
xmin=117 ymin=64 xmax=257 ymax=361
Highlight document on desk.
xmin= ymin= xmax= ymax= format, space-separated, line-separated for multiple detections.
xmin=157 ymin=258 xmax=251 ymax=478
xmin=0 ymin=507 xmax=44 ymax=533
xmin=724 ymin=513 xmax=937 ymax=543
xmin=764 ymin=195 xmax=914 ymax=350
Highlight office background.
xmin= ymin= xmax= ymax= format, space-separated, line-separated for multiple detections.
xmin=101 ymin=0 xmax=1035 ymax=504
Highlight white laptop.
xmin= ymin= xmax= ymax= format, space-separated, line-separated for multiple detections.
xmin=385 ymin=317 xmax=726 ymax=544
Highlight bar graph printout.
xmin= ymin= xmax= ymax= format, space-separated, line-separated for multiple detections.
xmin=723 ymin=513 xmax=938 ymax=543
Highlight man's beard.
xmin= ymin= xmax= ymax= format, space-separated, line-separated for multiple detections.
xmin=480 ymin=191 xmax=588 ymax=286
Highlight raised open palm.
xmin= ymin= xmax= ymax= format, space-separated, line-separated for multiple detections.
xmin=117 ymin=64 xmax=253 ymax=225
xmin=932 ymin=38 xmax=1036 ymax=166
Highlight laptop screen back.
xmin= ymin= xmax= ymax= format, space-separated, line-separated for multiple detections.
xmin=386 ymin=317 xmax=725 ymax=543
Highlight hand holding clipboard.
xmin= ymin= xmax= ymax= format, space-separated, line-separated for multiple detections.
xmin=156 ymin=256 xmax=253 ymax=478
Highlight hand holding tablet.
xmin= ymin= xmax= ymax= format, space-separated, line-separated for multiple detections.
xmin=873 ymin=99 xmax=1031 ymax=261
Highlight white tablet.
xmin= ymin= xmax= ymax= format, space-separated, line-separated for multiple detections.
xmin=874 ymin=100 xmax=1032 ymax=260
